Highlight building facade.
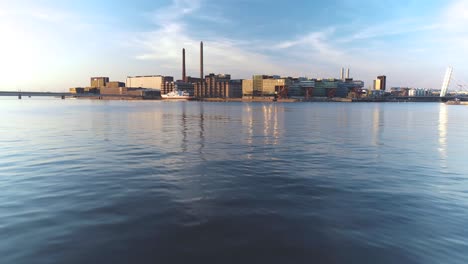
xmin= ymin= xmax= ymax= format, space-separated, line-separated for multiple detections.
xmin=374 ymin=75 xmax=387 ymax=91
xmin=247 ymin=75 xmax=292 ymax=97
xmin=194 ymin=74 xmax=241 ymax=98
xmin=106 ymin=82 xmax=125 ymax=88
xmin=90 ymin=77 xmax=109 ymax=88
xmin=242 ymin=79 xmax=254 ymax=97
xmin=126 ymin=75 xmax=174 ymax=90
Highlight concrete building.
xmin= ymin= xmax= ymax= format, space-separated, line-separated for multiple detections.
xmin=100 ymin=87 xmax=160 ymax=98
xmin=126 ymin=75 xmax=173 ymax=90
xmin=100 ymin=87 xmax=128 ymax=95
xmin=91 ymin=77 xmax=109 ymax=88
xmin=227 ymin=79 xmax=243 ymax=98
xmin=106 ymin=81 xmax=125 ymax=88
xmin=409 ymin=88 xmax=427 ymax=97
xmin=249 ymin=75 xmax=291 ymax=97
xmin=374 ymin=75 xmax=387 ymax=91
xmin=262 ymin=78 xmax=290 ymax=96
xmin=252 ymin=75 xmax=269 ymax=96
xmin=69 ymin=87 xmax=85 ymax=94
xmin=242 ymin=80 xmax=254 ymax=97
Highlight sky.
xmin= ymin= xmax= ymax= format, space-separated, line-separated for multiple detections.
xmin=0 ymin=0 xmax=467 ymax=91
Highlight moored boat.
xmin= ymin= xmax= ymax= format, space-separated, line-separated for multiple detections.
xmin=161 ymin=89 xmax=194 ymax=100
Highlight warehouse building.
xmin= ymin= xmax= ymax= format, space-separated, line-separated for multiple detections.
xmin=126 ymin=75 xmax=173 ymax=90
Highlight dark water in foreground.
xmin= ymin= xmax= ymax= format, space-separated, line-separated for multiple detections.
xmin=1 ymin=98 xmax=468 ymax=264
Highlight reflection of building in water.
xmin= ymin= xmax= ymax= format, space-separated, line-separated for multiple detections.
xmin=263 ymin=104 xmax=280 ymax=145
xmin=241 ymin=104 xmax=282 ymax=150
xmin=180 ymin=103 xmax=188 ymax=152
xmin=372 ymin=105 xmax=384 ymax=146
xmin=198 ymin=103 xmax=205 ymax=158
xmin=438 ymin=104 xmax=448 ymax=167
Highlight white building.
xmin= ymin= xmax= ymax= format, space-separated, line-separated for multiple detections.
xmin=409 ymin=88 xmax=426 ymax=97
xmin=126 ymin=75 xmax=173 ymax=90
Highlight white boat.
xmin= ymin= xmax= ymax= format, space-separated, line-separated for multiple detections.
xmin=161 ymin=89 xmax=194 ymax=100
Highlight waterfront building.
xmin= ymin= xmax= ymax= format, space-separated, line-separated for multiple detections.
xmin=90 ymin=77 xmax=109 ymax=88
xmin=228 ymin=79 xmax=243 ymax=98
xmin=262 ymin=78 xmax=290 ymax=96
xmin=194 ymin=73 xmax=242 ymax=98
xmin=248 ymin=75 xmax=291 ymax=97
xmin=242 ymin=80 xmax=254 ymax=97
xmin=409 ymin=88 xmax=427 ymax=97
xmin=106 ymin=82 xmax=125 ymax=88
xmin=100 ymin=87 xmax=160 ymax=98
xmin=374 ymin=75 xmax=387 ymax=91
xmin=126 ymin=75 xmax=174 ymax=90
xmin=339 ymin=79 xmax=365 ymax=98
xmin=390 ymin=87 xmax=410 ymax=96
xmin=69 ymin=87 xmax=85 ymax=94
xmin=288 ymin=80 xmax=315 ymax=98
xmin=315 ymin=79 xmax=340 ymax=97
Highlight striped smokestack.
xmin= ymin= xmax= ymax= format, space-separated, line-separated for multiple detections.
xmin=200 ymin=41 xmax=204 ymax=80
xmin=182 ymin=48 xmax=186 ymax=82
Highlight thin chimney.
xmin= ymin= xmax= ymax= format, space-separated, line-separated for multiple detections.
xmin=340 ymin=68 xmax=344 ymax=80
xmin=200 ymin=41 xmax=204 ymax=81
xmin=182 ymin=48 xmax=186 ymax=82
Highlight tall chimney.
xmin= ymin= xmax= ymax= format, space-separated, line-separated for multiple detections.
xmin=346 ymin=68 xmax=350 ymax=79
xmin=182 ymin=48 xmax=186 ymax=82
xmin=340 ymin=68 xmax=344 ymax=80
xmin=200 ymin=41 xmax=204 ymax=81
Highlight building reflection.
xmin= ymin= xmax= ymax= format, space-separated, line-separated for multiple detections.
xmin=262 ymin=104 xmax=280 ymax=145
xmin=198 ymin=102 xmax=205 ymax=159
xmin=242 ymin=103 xmax=283 ymax=154
xmin=180 ymin=102 xmax=188 ymax=152
xmin=372 ymin=105 xmax=384 ymax=146
xmin=438 ymin=104 xmax=448 ymax=167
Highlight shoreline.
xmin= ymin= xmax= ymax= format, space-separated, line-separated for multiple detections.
xmin=73 ymin=96 xmax=451 ymax=103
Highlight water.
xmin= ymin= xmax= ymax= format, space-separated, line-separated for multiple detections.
xmin=1 ymin=98 xmax=467 ymax=264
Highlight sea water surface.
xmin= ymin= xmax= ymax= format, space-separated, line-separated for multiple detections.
xmin=1 ymin=98 xmax=467 ymax=264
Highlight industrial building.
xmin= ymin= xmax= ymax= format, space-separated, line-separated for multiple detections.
xmin=126 ymin=75 xmax=173 ymax=90
xmin=174 ymin=41 xmax=242 ymax=99
xmin=69 ymin=87 xmax=85 ymax=94
xmin=247 ymin=75 xmax=291 ymax=97
xmin=374 ymin=75 xmax=387 ymax=91
xmin=194 ymin=74 xmax=242 ymax=98
xmin=106 ymin=81 xmax=125 ymax=88
xmin=243 ymin=68 xmax=365 ymax=99
xmin=242 ymin=80 xmax=254 ymax=97
xmin=99 ymin=87 xmax=159 ymax=98
xmin=288 ymin=80 xmax=315 ymax=98
xmin=91 ymin=77 xmax=109 ymax=88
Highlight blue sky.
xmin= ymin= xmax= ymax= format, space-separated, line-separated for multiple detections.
xmin=0 ymin=0 xmax=467 ymax=91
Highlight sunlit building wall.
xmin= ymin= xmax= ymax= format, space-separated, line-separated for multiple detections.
xmin=90 ymin=77 xmax=109 ymax=88
xmin=126 ymin=75 xmax=174 ymax=90
xmin=242 ymin=79 xmax=254 ymax=96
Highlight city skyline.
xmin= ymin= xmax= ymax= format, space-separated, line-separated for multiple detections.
xmin=0 ymin=0 xmax=467 ymax=92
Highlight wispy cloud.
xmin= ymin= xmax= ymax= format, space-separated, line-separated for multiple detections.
xmin=272 ymin=28 xmax=343 ymax=62
xmin=133 ymin=0 xmax=286 ymax=78
xmin=339 ymin=19 xmax=442 ymax=43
